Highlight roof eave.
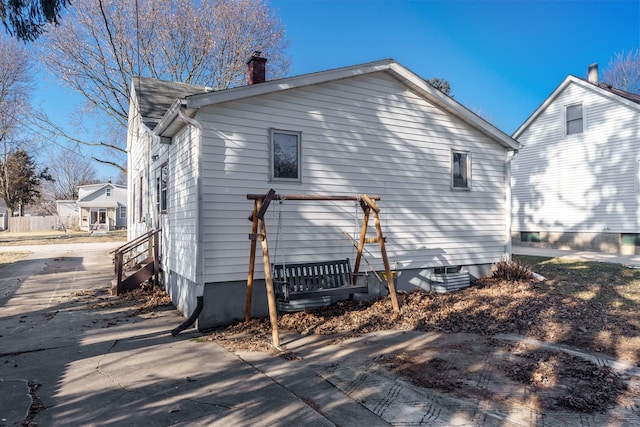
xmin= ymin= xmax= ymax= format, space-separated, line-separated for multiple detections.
xmin=153 ymin=100 xmax=199 ymax=137
xmin=186 ymin=59 xmax=396 ymax=109
xmin=185 ymin=58 xmax=519 ymax=151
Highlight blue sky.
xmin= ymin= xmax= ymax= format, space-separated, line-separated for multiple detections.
xmin=36 ymin=0 xmax=639 ymax=179
xmin=271 ymin=0 xmax=639 ymax=134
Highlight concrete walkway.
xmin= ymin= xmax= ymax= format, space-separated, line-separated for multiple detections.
xmin=1 ymin=242 xmax=639 ymax=426
xmin=513 ymin=245 xmax=640 ymax=267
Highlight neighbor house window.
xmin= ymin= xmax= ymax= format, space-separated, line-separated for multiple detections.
xmin=120 ymin=206 xmax=126 ymax=219
xmin=566 ymin=103 xmax=583 ymax=135
xmin=106 ymin=187 xmax=111 ymax=197
xmin=270 ymin=129 xmax=301 ymax=182
xmin=451 ymin=150 xmax=470 ymax=190
xmin=520 ymin=231 xmax=541 ymax=243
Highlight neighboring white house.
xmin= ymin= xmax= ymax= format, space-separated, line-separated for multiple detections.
xmin=0 ymin=201 xmax=7 ymax=231
xmin=77 ymin=182 xmax=128 ymax=232
xmin=511 ymin=64 xmax=640 ymax=254
xmin=127 ymin=55 xmax=520 ymax=329
xmin=55 ymin=200 xmax=79 ymax=229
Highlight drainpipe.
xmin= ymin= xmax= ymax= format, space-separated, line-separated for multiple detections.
xmin=171 ymin=105 xmax=205 ymax=334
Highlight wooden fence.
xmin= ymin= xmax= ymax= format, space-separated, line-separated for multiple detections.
xmin=8 ymin=215 xmax=77 ymax=233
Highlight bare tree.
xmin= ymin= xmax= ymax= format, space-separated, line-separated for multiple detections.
xmin=0 ymin=34 xmax=33 ymax=215
xmin=33 ymin=150 xmax=99 ymax=215
xmin=602 ymin=48 xmax=640 ymax=94
xmin=47 ymin=150 xmax=100 ymax=200
xmin=38 ymin=0 xmax=290 ymax=167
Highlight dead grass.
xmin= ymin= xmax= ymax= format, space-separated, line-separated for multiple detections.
xmin=0 ymin=251 xmax=30 ymax=267
xmin=0 ymin=229 xmax=127 ymax=246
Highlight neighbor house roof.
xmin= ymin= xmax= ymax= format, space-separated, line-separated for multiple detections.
xmin=513 ymin=75 xmax=640 ymax=139
xmin=136 ymin=59 xmax=520 ymax=151
xmin=77 ymin=201 xmax=120 ymax=208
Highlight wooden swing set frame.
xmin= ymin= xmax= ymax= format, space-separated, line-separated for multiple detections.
xmin=246 ymin=189 xmax=400 ymax=347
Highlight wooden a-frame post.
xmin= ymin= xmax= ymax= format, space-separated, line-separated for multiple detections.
xmin=245 ymin=189 xmax=280 ymax=347
xmin=245 ymin=189 xmax=400 ymax=348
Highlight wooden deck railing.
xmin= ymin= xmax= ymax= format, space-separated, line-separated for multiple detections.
xmin=111 ymin=229 xmax=161 ymax=295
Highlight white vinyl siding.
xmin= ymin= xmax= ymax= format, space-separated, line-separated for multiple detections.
xmin=512 ymin=81 xmax=640 ymax=234
xmin=197 ymin=72 xmax=509 ymax=283
xmin=167 ymin=125 xmax=199 ymax=282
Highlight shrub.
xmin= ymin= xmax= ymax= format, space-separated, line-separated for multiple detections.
xmin=490 ymin=257 xmax=534 ymax=282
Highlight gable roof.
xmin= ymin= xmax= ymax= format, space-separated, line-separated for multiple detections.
xmin=513 ymin=75 xmax=640 ymax=139
xmin=132 ymin=77 xmax=210 ymax=129
xmin=138 ymin=59 xmax=520 ymax=151
xmin=77 ymin=182 xmax=126 ymax=202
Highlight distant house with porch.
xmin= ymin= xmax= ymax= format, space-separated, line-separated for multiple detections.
xmin=77 ymin=183 xmax=127 ymax=232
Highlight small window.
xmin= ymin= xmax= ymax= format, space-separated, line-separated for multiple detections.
xmin=160 ymin=163 xmax=168 ymax=213
xmin=120 ymin=206 xmax=127 ymax=219
xmin=270 ymin=129 xmax=301 ymax=182
xmin=106 ymin=187 xmax=111 ymax=197
xmin=451 ymin=150 xmax=470 ymax=190
xmin=520 ymin=231 xmax=541 ymax=243
xmin=621 ymin=233 xmax=640 ymax=246
xmin=566 ymin=103 xmax=583 ymax=135
xmin=139 ymin=175 xmax=143 ymax=222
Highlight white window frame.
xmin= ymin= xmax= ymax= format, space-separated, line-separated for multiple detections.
xmin=565 ymin=103 xmax=584 ymax=136
xmin=269 ymin=128 xmax=302 ymax=183
xmin=106 ymin=187 xmax=111 ymax=197
xmin=120 ymin=206 xmax=127 ymax=219
xmin=159 ymin=162 xmax=168 ymax=213
xmin=451 ymin=150 xmax=471 ymax=190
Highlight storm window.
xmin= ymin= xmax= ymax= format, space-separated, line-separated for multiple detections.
xmin=566 ymin=103 xmax=583 ymax=135
xmin=451 ymin=150 xmax=471 ymax=190
xmin=270 ymin=129 xmax=301 ymax=182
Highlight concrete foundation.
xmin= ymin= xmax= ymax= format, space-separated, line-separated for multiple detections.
xmin=195 ymin=263 xmax=493 ymax=330
xmin=512 ymin=231 xmax=640 ymax=255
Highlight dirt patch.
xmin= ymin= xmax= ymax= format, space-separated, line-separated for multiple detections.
xmin=375 ymin=337 xmax=634 ymax=414
xmin=88 ymin=282 xmax=173 ymax=316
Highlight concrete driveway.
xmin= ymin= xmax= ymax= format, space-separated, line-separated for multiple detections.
xmin=1 ymin=242 xmax=638 ymax=426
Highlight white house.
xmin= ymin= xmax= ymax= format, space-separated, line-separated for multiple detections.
xmin=511 ymin=64 xmax=640 ymax=254
xmin=77 ymin=182 xmax=127 ymax=232
xmin=127 ymin=55 xmax=520 ymax=329
xmin=0 ymin=201 xmax=7 ymax=231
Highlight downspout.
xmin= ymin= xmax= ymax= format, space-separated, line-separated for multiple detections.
xmin=172 ymin=105 xmax=205 ymax=335
xmin=506 ymin=148 xmax=520 ymax=260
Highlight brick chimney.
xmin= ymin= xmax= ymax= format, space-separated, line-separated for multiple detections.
xmin=247 ymin=51 xmax=267 ymax=85
xmin=588 ymin=63 xmax=598 ymax=84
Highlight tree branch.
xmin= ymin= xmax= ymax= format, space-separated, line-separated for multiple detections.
xmin=91 ymin=156 xmax=125 ymax=172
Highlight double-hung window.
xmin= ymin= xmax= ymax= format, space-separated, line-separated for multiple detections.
xmin=270 ymin=129 xmax=301 ymax=182
xmin=566 ymin=103 xmax=583 ymax=135
xmin=451 ymin=150 xmax=471 ymax=190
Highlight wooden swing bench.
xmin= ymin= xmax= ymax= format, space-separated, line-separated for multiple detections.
xmin=246 ymin=189 xmax=399 ymax=347
xmin=272 ymin=258 xmax=368 ymax=302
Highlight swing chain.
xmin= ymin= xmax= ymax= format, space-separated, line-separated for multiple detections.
xmin=272 ymin=197 xmax=286 ymax=279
